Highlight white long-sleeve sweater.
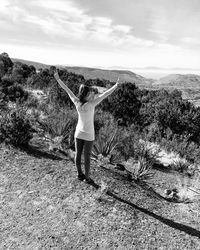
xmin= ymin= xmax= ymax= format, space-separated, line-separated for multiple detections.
xmin=74 ymin=102 xmax=95 ymax=141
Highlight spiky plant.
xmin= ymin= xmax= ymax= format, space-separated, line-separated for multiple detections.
xmin=134 ymin=139 xmax=160 ymax=167
xmin=125 ymin=156 xmax=155 ymax=182
xmin=171 ymin=159 xmax=191 ymax=174
xmin=37 ymin=108 xmax=77 ymax=150
xmin=92 ymin=118 xmax=122 ymax=166
xmin=92 ymin=128 xmax=121 ymax=165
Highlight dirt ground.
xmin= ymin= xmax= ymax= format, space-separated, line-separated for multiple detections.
xmin=0 ymin=144 xmax=200 ymax=250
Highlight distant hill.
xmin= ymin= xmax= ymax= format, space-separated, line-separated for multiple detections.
xmin=12 ymin=58 xmax=51 ymax=69
xmin=151 ymin=74 xmax=200 ymax=107
xmin=153 ymin=74 xmax=200 ymax=89
xmin=65 ymin=66 xmax=154 ymax=87
xmin=11 ymin=58 xmax=153 ymax=87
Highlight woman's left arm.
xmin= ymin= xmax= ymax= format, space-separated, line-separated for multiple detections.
xmin=92 ymin=78 xmax=121 ymax=106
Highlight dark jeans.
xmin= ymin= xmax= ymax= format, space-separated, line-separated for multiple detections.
xmin=75 ymin=138 xmax=93 ymax=179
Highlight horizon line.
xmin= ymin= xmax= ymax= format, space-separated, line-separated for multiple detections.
xmin=11 ymin=57 xmax=200 ymax=73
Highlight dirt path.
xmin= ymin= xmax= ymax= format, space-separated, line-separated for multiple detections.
xmin=0 ymin=146 xmax=200 ymax=249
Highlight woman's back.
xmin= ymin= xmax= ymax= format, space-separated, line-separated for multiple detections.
xmin=75 ymin=101 xmax=95 ymax=141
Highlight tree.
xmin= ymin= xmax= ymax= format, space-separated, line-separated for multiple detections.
xmin=28 ymin=68 xmax=51 ymax=89
xmin=85 ymin=78 xmax=109 ymax=87
xmin=0 ymin=52 xmax=13 ymax=77
xmin=11 ymin=62 xmax=36 ymax=84
xmin=100 ymin=82 xmax=141 ymax=125
xmin=0 ymin=77 xmax=28 ymax=102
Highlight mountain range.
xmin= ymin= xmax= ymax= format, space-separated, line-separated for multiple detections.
xmin=12 ymin=58 xmax=200 ymax=106
xmin=11 ymin=58 xmax=153 ymax=87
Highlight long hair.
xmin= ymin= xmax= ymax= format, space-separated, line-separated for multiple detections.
xmin=78 ymin=84 xmax=99 ymax=105
xmin=78 ymin=84 xmax=90 ymax=105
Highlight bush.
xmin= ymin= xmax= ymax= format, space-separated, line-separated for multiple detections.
xmin=145 ymin=122 xmax=163 ymax=142
xmin=159 ymin=135 xmax=200 ymax=164
xmin=94 ymin=109 xmax=116 ymax=137
xmin=116 ymin=125 xmax=144 ymax=161
xmin=24 ymin=95 xmax=40 ymax=109
xmin=0 ymin=107 xmax=33 ymax=147
xmin=0 ymin=52 xmax=13 ymax=78
xmin=0 ymin=92 xmax=7 ymax=112
xmin=100 ymin=82 xmax=141 ymax=125
xmin=1 ymin=77 xmax=29 ymax=102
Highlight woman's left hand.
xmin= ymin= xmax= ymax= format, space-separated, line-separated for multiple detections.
xmin=116 ymin=77 xmax=121 ymax=86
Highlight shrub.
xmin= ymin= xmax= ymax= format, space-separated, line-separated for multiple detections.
xmin=24 ymin=95 xmax=40 ymax=109
xmin=0 ymin=52 xmax=13 ymax=78
xmin=1 ymin=77 xmax=29 ymax=103
xmin=116 ymin=125 xmax=145 ymax=161
xmin=100 ymin=82 xmax=141 ymax=125
xmin=159 ymin=135 xmax=200 ymax=164
xmin=0 ymin=107 xmax=33 ymax=147
xmin=0 ymin=92 xmax=7 ymax=112
xmin=145 ymin=122 xmax=163 ymax=142
xmin=94 ymin=109 xmax=116 ymax=137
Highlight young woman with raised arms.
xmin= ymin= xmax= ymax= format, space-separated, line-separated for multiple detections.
xmin=54 ymin=68 xmax=121 ymax=184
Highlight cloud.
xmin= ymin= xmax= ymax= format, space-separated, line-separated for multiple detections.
xmin=73 ymin=0 xmax=200 ymax=47
xmin=1 ymin=0 xmax=200 ymax=68
xmin=0 ymin=0 xmax=156 ymax=51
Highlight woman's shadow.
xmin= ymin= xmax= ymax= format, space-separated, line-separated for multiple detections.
xmin=88 ymin=171 xmax=200 ymax=239
xmin=20 ymin=144 xmax=64 ymax=160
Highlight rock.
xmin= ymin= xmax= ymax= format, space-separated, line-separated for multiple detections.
xmin=164 ymin=189 xmax=172 ymax=195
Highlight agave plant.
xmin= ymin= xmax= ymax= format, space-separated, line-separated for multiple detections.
xmin=92 ymin=127 xmax=122 ymax=166
xmin=134 ymin=139 xmax=160 ymax=167
xmin=37 ymin=108 xmax=77 ymax=150
xmin=125 ymin=156 xmax=155 ymax=182
xmin=171 ymin=159 xmax=191 ymax=174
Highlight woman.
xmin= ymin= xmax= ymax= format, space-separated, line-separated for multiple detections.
xmin=54 ymin=68 xmax=121 ymax=184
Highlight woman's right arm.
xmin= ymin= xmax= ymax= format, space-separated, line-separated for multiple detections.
xmin=54 ymin=70 xmax=78 ymax=104
xmin=92 ymin=78 xmax=120 ymax=106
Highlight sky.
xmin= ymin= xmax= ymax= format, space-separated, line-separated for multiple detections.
xmin=1 ymin=0 xmax=200 ymax=72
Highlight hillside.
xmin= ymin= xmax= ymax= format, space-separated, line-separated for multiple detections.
xmin=65 ymin=66 xmax=154 ymax=87
xmin=151 ymin=74 xmax=200 ymax=106
xmin=11 ymin=58 xmax=153 ymax=87
xmin=153 ymin=74 xmax=200 ymax=89
xmin=12 ymin=58 xmax=51 ymax=70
